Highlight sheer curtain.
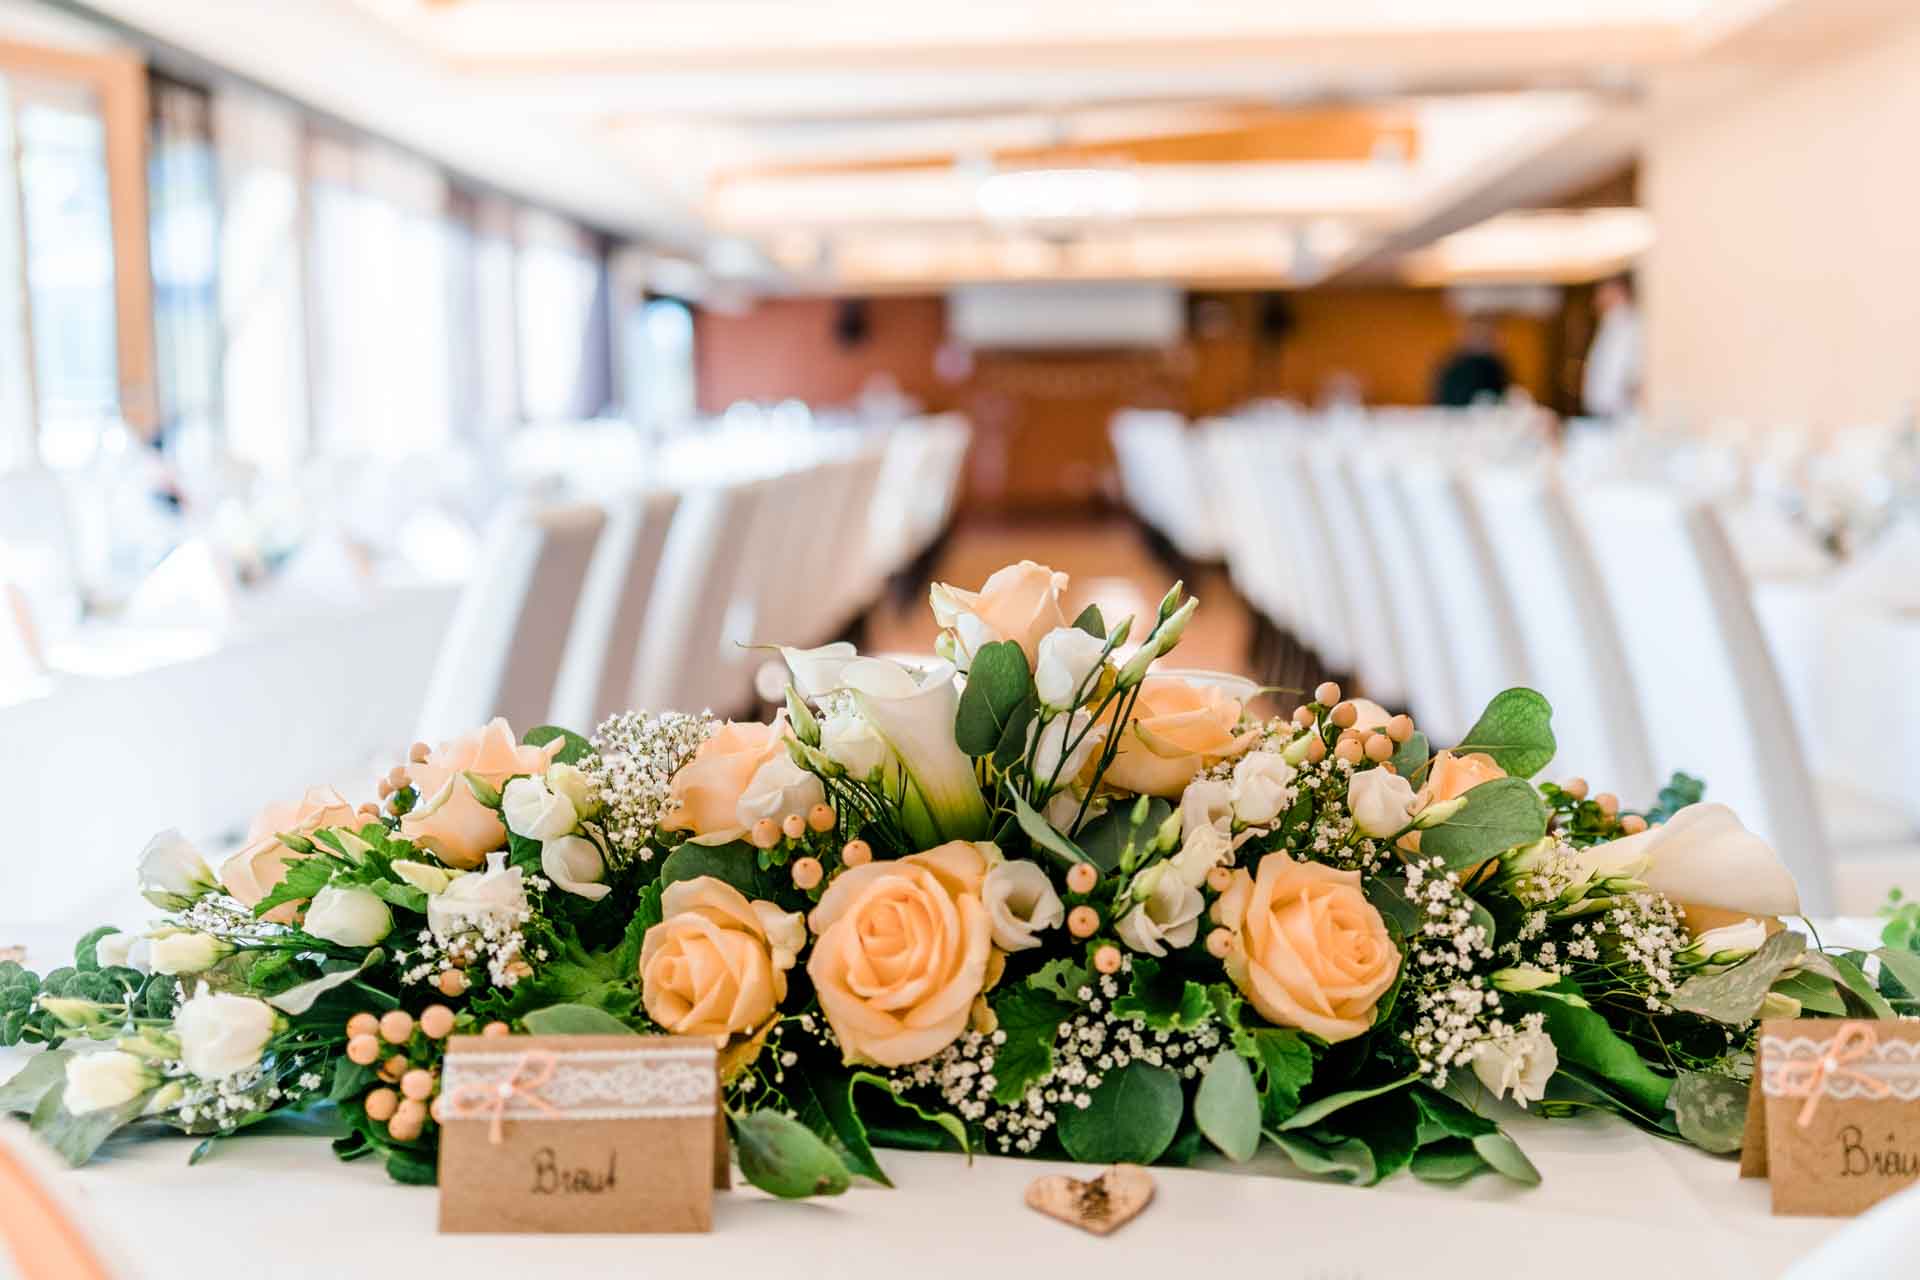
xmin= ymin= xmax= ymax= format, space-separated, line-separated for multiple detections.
xmin=516 ymin=208 xmax=610 ymax=422
xmin=149 ymin=78 xmax=220 ymax=448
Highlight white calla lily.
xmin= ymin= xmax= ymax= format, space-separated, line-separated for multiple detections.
xmin=1595 ymin=803 xmax=1801 ymax=918
xmin=843 ymin=656 xmax=989 ymax=846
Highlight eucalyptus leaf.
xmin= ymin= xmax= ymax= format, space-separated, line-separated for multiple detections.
xmin=1873 ymin=947 xmax=1920 ymax=1003
xmin=269 ymin=950 xmax=384 ymax=1015
xmin=0 ymin=1051 xmax=71 ymax=1115
xmin=523 ymin=725 xmax=593 ymax=765
xmin=1071 ymin=603 xmax=1105 ymax=639
xmin=1671 ymin=930 xmax=1806 ymax=1024
xmin=1471 ymin=1130 xmax=1542 ymax=1185
xmin=1416 ymin=778 xmax=1549 ymax=871
xmin=1008 ymin=787 xmax=1093 ymax=867
xmin=1411 ymin=1139 xmax=1488 ymax=1183
xmin=1057 ymin=1061 xmax=1182 ymax=1165
xmin=1194 ymin=1049 xmax=1261 ymax=1162
xmin=32 ymin=1081 xmax=148 ymax=1167
xmin=1771 ymin=967 xmax=1848 ymax=1017
xmin=1266 ymin=1130 xmax=1375 ymax=1184
xmin=1671 ymin=1071 xmax=1750 ymax=1154
xmin=1388 ymin=731 xmax=1430 ymax=784
xmin=850 ymin=1072 xmax=970 ymax=1158
xmin=520 ymin=1004 xmax=637 ymax=1036
xmin=732 ymin=1109 xmax=852 ymax=1198
xmin=1276 ymin=1074 xmax=1416 ymax=1132
xmin=1450 ymin=688 xmax=1556 ymax=779
xmin=658 ymin=842 xmax=761 ymax=897
xmin=954 ymin=641 xmax=1033 ymax=757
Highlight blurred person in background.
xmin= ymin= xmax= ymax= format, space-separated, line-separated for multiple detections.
xmin=1582 ymin=274 xmax=1643 ymax=420
xmin=1431 ymin=314 xmax=1511 ymax=407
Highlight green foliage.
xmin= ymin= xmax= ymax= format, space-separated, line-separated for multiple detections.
xmin=1450 ymin=688 xmax=1556 ymax=778
xmin=1194 ymin=1049 xmax=1260 ymax=1161
xmin=781 ymin=1051 xmax=891 ymax=1185
xmin=731 ymin=1109 xmax=852 ymax=1198
xmin=0 ymin=962 xmax=43 ymax=1046
xmin=1074 ymin=797 xmax=1171 ymax=874
xmin=954 ymin=640 xmax=1035 ymax=762
xmin=1111 ymin=958 xmax=1216 ymax=1031
xmin=1070 ymin=603 xmax=1105 ymax=638
xmin=31 ymin=1079 xmax=151 ymax=1166
xmin=1671 ymin=1071 xmax=1749 ymax=1153
xmin=1512 ymin=989 xmax=1673 ymax=1117
xmin=1646 ymin=771 xmax=1705 ymax=824
xmin=1240 ymin=1027 xmax=1315 ymax=1126
xmin=1057 ymin=1060 xmax=1182 ymax=1165
xmin=658 ymin=842 xmax=761 ymax=898
xmin=850 ymin=1073 xmax=969 ymax=1158
xmin=1007 ymin=787 xmax=1092 ymax=868
xmin=1026 ymin=957 xmax=1090 ymax=1003
xmin=1268 ymin=1130 xmax=1375 ymax=1183
xmin=1387 ymin=731 xmax=1430 ymax=782
xmin=1416 ymin=778 xmax=1550 ymax=871
xmin=1671 ymin=930 xmax=1805 ymax=1023
xmin=0 ymin=1051 xmax=70 ymax=1115
xmin=1275 ymin=1075 xmax=1416 ymax=1133
xmin=989 ymin=985 xmax=1074 ymax=1105
xmin=73 ymin=926 xmax=120 ymax=972
xmin=253 ymin=854 xmax=341 ymax=919
xmin=522 ymin=724 xmax=594 ymax=765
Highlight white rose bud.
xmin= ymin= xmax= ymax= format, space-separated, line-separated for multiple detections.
xmin=303 ymin=884 xmax=393 ymax=947
xmin=1682 ymin=918 xmax=1769 ymax=969
xmin=1491 ymin=966 xmax=1561 ymax=993
xmin=820 ymin=704 xmax=894 ymax=782
xmin=427 ymin=851 xmax=528 ymax=939
xmin=1115 ymin=865 xmax=1205 ymax=957
xmin=1471 ymin=1027 xmax=1558 ymax=1107
xmin=147 ymin=931 xmax=231 ymax=976
xmin=546 ymin=763 xmax=602 ymax=820
xmin=982 ymin=860 xmax=1065 ymax=952
xmin=1168 ymin=823 xmax=1233 ymax=889
xmin=173 ymin=986 xmax=278 ymax=1080
xmin=63 ymin=1051 xmax=156 ymax=1115
xmin=736 ymin=754 xmax=827 ymax=829
xmin=501 ymin=775 xmax=578 ymax=841
xmin=137 ymin=829 xmax=217 ymax=910
xmin=1033 ymin=626 xmax=1106 ymax=711
xmin=1179 ymin=778 xmax=1234 ymax=843
xmin=541 ymin=834 xmax=611 ymax=901
xmin=390 ymin=859 xmax=456 ymax=895
xmin=1028 ymin=711 xmax=1105 ymax=789
xmin=1347 ymin=768 xmax=1421 ymax=838
xmin=1229 ymin=751 xmax=1298 ymax=827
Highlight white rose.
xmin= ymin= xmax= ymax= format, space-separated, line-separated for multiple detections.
xmin=390 ymin=859 xmax=456 ymax=895
xmin=1116 ymin=866 xmax=1205 ymax=957
xmin=501 ymin=775 xmax=578 ymax=841
xmin=427 ymin=851 xmax=528 ymax=939
xmin=1684 ymin=917 xmax=1769 ymax=968
xmin=820 ymin=704 xmax=894 ymax=781
xmin=147 ymin=931 xmax=230 ymax=976
xmin=546 ymin=762 xmax=601 ymax=819
xmin=736 ymin=753 xmax=827 ymax=829
xmin=174 ymin=986 xmax=278 ymax=1080
xmin=1028 ymin=711 xmax=1105 ymax=790
xmin=1229 ymin=751 xmax=1298 ymax=827
xmin=303 ymin=884 xmax=393 ymax=947
xmin=1179 ymin=778 xmax=1234 ymax=842
xmin=982 ymin=860 xmax=1065 ymax=952
xmin=138 ymin=829 xmax=218 ymax=910
xmin=1168 ymin=822 xmax=1233 ymax=889
xmin=1471 ymin=1027 xmax=1558 ymax=1107
xmin=1348 ymin=768 xmax=1420 ymax=838
xmin=95 ymin=931 xmax=140 ymax=971
xmin=63 ymin=1051 xmax=155 ymax=1115
xmin=1033 ymin=626 xmax=1106 ymax=711
xmin=541 ymin=834 xmax=611 ymax=901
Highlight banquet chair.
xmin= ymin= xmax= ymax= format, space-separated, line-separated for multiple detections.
xmin=415 ymin=500 xmax=607 ymax=745
xmin=1462 ymin=463 xmax=1655 ymax=799
xmin=1568 ymin=484 xmax=1834 ymax=913
xmin=1388 ymin=453 xmax=1532 ymax=722
xmin=1306 ymin=442 xmax=1407 ymax=708
xmin=1252 ymin=429 xmax=1356 ymax=681
xmin=630 ymin=478 xmax=768 ymax=716
xmin=825 ymin=441 xmax=894 ymax=628
xmin=718 ymin=464 xmax=823 ymax=709
xmin=546 ymin=487 xmax=682 ymax=732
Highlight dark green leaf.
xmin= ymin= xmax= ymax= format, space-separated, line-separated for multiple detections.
xmin=783 ymin=1054 xmax=890 ymax=1185
xmin=1194 ymin=1049 xmax=1260 ymax=1161
xmin=328 ymin=1056 xmax=377 ymax=1103
xmin=1074 ymin=798 xmax=1171 ymax=874
xmin=1411 ymin=1139 xmax=1489 ymax=1183
xmin=658 ymin=842 xmax=760 ymax=897
xmin=189 ymin=1136 xmax=217 ymax=1166
xmin=1451 ymin=688 xmax=1556 ymax=779
xmin=1364 ymin=876 xmax=1420 ymax=937
xmin=1772 ymin=968 xmax=1847 ymax=1016
xmin=850 ymin=1072 xmax=970 ymax=1158
xmin=1388 ymin=731 xmax=1430 ymax=783
xmin=1671 ymin=1071 xmax=1750 ymax=1154
xmin=1111 ymin=958 xmax=1214 ymax=1031
xmin=1008 ymin=787 xmax=1092 ymax=868
xmin=520 ymin=1004 xmax=637 ymax=1036
xmin=1512 ymin=990 xmax=1672 ymax=1115
xmin=1244 ymin=1027 xmax=1314 ymax=1126
xmin=1818 ymin=952 xmax=1897 ymax=1020
xmin=1417 ymin=778 xmax=1549 ymax=871
xmin=1057 ymin=1061 xmax=1182 ymax=1165
xmin=384 ymin=1147 xmax=438 ymax=1185
xmin=1412 ymin=1086 xmax=1496 ymax=1142
xmin=252 ymin=854 xmax=337 ymax=918
xmin=1671 ymin=930 xmax=1805 ymax=1024
xmin=366 ymin=878 xmax=428 ymax=915
xmin=1646 ymin=771 xmax=1705 ymax=825
xmin=1331 ymin=1088 xmax=1419 ymax=1185
xmin=990 ymin=985 xmax=1072 ymax=1105
xmin=523 ymin=725 xmax=593 ymax=765
xmin=954 ymin=641 xmax=1033 ymax=757
xmin=1071 ymin=604 xmax=1105 ymax=638
xmin=1874 ymin=948 xmax=1920 ymax=1004
xmin=1277 ymin=1074 xmax=1415 ymax=1132
xmin=731 ymin=1109 xmax=852 ymax=1198
xmin=1267 ymin=1130 xmax=1374 ymax=1183
xmin=73 ymin=926 xmax=119 ymax=973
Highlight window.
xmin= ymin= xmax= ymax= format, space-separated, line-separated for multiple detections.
xmin=149 ymin=78 xmax=220 ymax=449
xmin=626 ymin=296 xmax=696 ymax=427
xmin=517 ymin=209 xmax=609 ymax=422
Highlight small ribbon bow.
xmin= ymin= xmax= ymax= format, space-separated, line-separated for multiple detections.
xmin=1774 ymin=1021 xmax=1891 ymax=1127
xmin=441 ymin=1050 xmax=560 ymax=1144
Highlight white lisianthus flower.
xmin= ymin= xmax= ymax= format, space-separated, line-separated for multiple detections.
xmin=137 ymin=829 xmax=217 ymax=910
xmin=1229 ymin=751 xmax=1298 ymax=827
xmin=1348 ymin=768 xmax=1421 ymax=838
xmin=1116 ymin=865 xmax=1205 ymax=957
xmin=63 ymin=1051 xmax=156 ymax=1115
xmin=174 ymin=986 xmax=278 ymax=1080
xmin=94 ymin=931 xmax=140 ymax=971
xmin=1471 ymin=1026 xmax=1558 ymax=1107
xmin=1033 ymin=626 xmax=1106 ymax=711
xmin=1027 ymin=711 xmax=1105 ymax=791
xmin=427 ymin=851 xmax=528 ymax=939
xmin=1179 ymin=778 xmax=1234 ymax=842
xmin=390 ymin=859 xmax=457 ymax=895
xmin=1683 ymin=917 xmax=1769 ymax=968
xmin=1043 ymin=787 xmax=1087 ymax=834
xmin=303 ymin=884 xmax=393 ymax=947
xmin=501 ymin=775 xmax=578 ymax=841
xmin=736 ymin=754 xmax=827 ymax=830
xmin=546 ymin=762 xmax=602 ymax=820
xmin=541 ymin=834 xmax=611 ymax=901
xmin=820 ymin=704 xmax=893 ymax=782
xmin=982 ymin=860 xmax=1065 ymax=952
xmin=1168 ymin=822 xmax=1234 ymax=889
xmin=147 ymin=931 xmax=231 ymax=976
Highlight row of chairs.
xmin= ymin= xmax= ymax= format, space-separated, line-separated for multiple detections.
xmin=1117 ymin=407 xmax=1920 ymax=916
xmin=416 ymin=416 xmax=970 ymax=742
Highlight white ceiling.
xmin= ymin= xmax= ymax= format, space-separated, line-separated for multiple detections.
xmin=60 ymin=0 xmax=1859 ymax=290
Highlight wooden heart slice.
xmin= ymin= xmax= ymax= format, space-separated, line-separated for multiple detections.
xmin=1024 ymin=1164 xmax=1156 ymax=1236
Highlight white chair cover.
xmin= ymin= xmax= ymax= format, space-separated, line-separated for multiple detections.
xmin=631 ymin=478 xmax=767 ymax=716
xmin=547 ymin=488 xmax=681 ymax=732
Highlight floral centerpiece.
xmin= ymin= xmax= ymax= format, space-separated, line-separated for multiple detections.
xmin=5 ymin=560 xmax=1914 ymax=1196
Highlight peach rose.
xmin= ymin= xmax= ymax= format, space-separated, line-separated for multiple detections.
xmin=401 ymin=718 xmax=561 ymax=869
xmin=1400 ymin=750 xmax=1507 ymax=855
xmin=1102 ymin=676 xmax=1257 ymax=797
xmin=1217 ymin=852 xmax=1400 ymax=1044
xmin=220 ymin=785 xmax=361 ymax=922
xmin=930 ymin=560 xmax=1069 ymax=667
xmin=806 ymin=841 xmax=993 ymax=1067
xmin=660 ymin=712 xmax=794 ymax=842
xmin=639 ymin=877 xmax=804 ymax=1039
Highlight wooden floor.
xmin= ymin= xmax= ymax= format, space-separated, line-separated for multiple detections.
xmin=863 ymin=515 xmax=1266 ymax=695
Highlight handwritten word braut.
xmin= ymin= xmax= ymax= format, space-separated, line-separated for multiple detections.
xmin=1839 ymin=1127 xmax=1920 ymax=1180
xmin=531 ymin=1147 xmax=618 ymax=1195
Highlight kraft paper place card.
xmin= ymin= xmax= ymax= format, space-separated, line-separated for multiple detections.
xmin=1745 ymin=1019 xmax=1920 ymax=1217
xmin=437 ymin=1034 xmax=723 ymax=1234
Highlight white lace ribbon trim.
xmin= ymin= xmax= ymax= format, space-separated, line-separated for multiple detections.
xmin=1760 ymin=1033 xmax=1920 ymax=1102
xmin=441 ymin=1046 xmax=716 ymax=1122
